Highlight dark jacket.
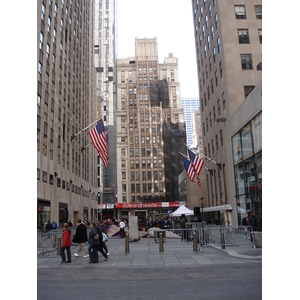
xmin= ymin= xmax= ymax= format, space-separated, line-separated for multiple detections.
xmin=248 ymin=215 xmax=257 ymax=231
xmin=88 ymin=226 xmax=100 ymax=245
xmin=242 ymin=217 xmax=248 ymax=226
xmin=72 ymin=223 xmax=88 ymax=243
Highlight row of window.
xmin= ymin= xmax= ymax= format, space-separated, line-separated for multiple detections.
xmin=37 ymin=168 xmax=93 ymax=198
xmin=122 ymin=183 xmax=164 ymax=194
xmin=204 ymin=129 xmax=224 ymax=160
xmin=129 ymin=159 xmax=163 ymax=169
xmin=235 ymin=5 xmax=262 ymax=20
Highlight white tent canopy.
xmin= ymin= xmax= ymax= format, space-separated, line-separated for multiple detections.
xmin=169 ymin=205 xmax=194 ymax=217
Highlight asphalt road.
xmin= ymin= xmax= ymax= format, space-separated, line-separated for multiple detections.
xmin=37 ymin=263 xmax=262 ymax=300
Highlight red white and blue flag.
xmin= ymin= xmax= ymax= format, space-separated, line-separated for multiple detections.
xmin=89 ymin=119 xmax=109 ymax=167
xmin=183 ymin=156 xmax=196 ymax=182
xmin=188 ymin=148 xmax=204 ymax=176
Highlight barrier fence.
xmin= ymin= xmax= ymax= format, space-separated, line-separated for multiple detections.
xmin=38 ymin=225 xmax=255 ymax=255
xmin=147 ymin=225 xmax=255 ymax=252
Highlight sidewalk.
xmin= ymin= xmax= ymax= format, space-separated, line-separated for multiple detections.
xmin=37 ymin=236 xmax=261 ymax=269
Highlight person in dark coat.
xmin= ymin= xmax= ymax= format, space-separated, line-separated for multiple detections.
xmin=72 ymin=219 xmax=89 ymax=258
xmin=61 ymin=223 xmax=72 ymax=263
xmin=248 ymin=211 xmax=257 ymax=242
xmin=45 ymin=221 xmax=52 ymax=238
xmin=88 ymin=222 xmax=100 ymax=263
xmin=95 ymin=222 xmax=109 ymax=261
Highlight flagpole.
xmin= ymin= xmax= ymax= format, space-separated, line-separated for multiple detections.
xmin=71 ymin=117 xmax=102 ymax=141
xmin=185 ymin=144 xmax=222 ymax=170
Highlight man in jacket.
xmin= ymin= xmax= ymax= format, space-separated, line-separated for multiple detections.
xmin=72 ymin=219 xmax=89 ymax=258
xmin=248 ymin=211 xmax=257 ymax=243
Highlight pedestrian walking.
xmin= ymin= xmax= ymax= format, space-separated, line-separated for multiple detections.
xmin=45 ymin=221 xmax=52 ymax=238
xmin=52 ymin=219 xmax=58 ymax=230
xmin=248 ymin=211 xmax=257 ymax=243
xmin=100 ymin=221 xmax=110 ymax=256
xmin=95 ymin=222 xmax=109 ymax=261
xmin=72 ymin=219 xmax=89 ymax=258
xmin=61 ymin=223 xmax=72 ymax=263
xmin=242 ymin=213 xmax=249 ymax=238
xmin=88 ymin=222 xmax=100 ymax=263
xmin=119 ymin=219 xmax=126 ymax=238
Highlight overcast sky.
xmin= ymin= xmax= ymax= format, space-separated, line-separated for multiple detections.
xmin=117 ymin=0 xmax=199 ymax=99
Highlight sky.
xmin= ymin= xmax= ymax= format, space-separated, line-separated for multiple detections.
xmin=117 ymin=0 xmax=199 ymax=99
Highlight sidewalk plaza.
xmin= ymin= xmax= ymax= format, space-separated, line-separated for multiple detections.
xmin=37 ymin=232 xmax=262 ymax=269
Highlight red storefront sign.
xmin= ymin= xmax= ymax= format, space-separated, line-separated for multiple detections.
xmin=115 ymin=201 xmax=184 ymax=209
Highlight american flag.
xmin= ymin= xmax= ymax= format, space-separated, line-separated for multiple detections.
xmin=188 ymin=148 xmax=204 ymax=176
xmin=183 ymin=156 xmax=196 ymax=182
xmin=89 ymin=119 xmax=109 ymax=167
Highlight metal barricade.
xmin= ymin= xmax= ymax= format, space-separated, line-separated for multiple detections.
xmin=196 ymin=225 xmax=254 ymax=249
xmin=148 ymin=228 xmax=201 ymax=253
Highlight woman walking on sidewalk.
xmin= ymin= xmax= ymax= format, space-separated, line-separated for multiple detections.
xmin=61 ymin=223 xmax=72 ymax=263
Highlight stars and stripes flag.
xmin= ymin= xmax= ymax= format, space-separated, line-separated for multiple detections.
xmin=89 ymin=119 xmax=109 ymax=167
xmin=183 ymin=156 xmax=196 ymax=182
xmin=188 ymin=148 xmax=204 ymax=176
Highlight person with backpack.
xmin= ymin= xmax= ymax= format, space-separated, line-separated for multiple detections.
xmin=95 ymin=222 xmax=109 ymax=261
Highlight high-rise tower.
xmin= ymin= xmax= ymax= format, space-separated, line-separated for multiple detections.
xmin=115 ymin=38 xmax=186 ymax=221
xmin=94 ymin=0 xmax=117 ymax=218
xmin=192 ymin=0 xmax=262 ymax=225
xmin=37 ymin=0 xmax=98 ymax=226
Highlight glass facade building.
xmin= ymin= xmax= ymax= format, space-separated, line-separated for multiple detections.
xmin=232 ymin=112 xmax=262 ymax=225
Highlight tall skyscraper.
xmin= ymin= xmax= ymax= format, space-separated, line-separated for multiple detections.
xmin=115 ymin=38 xmax=186 ymax=222
xmin=192 ymin=0 xmax=262 ymax=225
xmin=37 ymin=0 xmax=98 ymax=226
xmin=181 ymin=98 xmax=200 ymax=147
xmin=94 ymin=0 xmax=117 ymax=219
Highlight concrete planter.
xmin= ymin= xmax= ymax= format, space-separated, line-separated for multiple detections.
xmin=253 ymin=231 xmax=262 ymax=248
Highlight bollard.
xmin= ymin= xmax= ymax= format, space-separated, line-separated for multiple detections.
xmin=193 ymin=232 xmax=198 ymax=252
xmin=159 ymin=232 xmax=164 ymax=253
xmin=57 ymin=235 xmax=61 ymax=256
xmin=221 ymin=231 xmax=225 ymax=249
xmin=125 ymin=233 xmax=130 ymax=253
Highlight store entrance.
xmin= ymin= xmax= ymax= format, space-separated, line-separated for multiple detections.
xmin=134 ymin=210 xmax=147 ymax=231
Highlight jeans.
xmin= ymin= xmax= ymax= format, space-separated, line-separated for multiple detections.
xmin=61 ymin=246 xmax=71 ymax=262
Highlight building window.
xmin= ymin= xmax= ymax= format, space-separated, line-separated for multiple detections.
xmin=241 ymin=54 xmax=253 ymax=70
xmin=39 ymin=32 xmax=44 ymax=50
xmin=238 ymin=29 xmax=250 ymax=44
xmin=255 ymin=5 xmax=262 ymax=19
xmin=244 ymin=86 xmax=255 ymax=98
xmin=220 ymin=130 xmax=223 ymax=147
xmin=215 ymin=13 xmax=218 ymax=28
xmin=235 ymin=5 xmax=246 ymax=19
xmin=258 ymin=29 xmax=262 ymax=44
xmin=217 ymin=37 xmax=221 ymax=53
xmin=41 ymin=4 xmax=45 ymax=20
xmin=43 ymin=171 xmax=47 ymax=182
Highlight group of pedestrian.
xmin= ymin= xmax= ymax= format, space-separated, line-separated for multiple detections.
xmin=60 ymin=219 xmax=110 ymax=264
xmin=242 ymin=211 xmax=257 ymax=242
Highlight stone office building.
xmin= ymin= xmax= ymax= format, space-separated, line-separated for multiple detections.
xmin=192 ymin=0 xmax=262 ymax=226
xmin=37 ymin=0 xmax=98 ymax=227
xmin=114 ymin=38 xmax=186 ymax=223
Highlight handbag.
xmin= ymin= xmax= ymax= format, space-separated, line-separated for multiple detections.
xmin=93 ymin=233 xmax=99 ymax=240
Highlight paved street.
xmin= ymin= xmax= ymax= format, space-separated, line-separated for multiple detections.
xmin=37 ymin=237 xmax=262 ymax=299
